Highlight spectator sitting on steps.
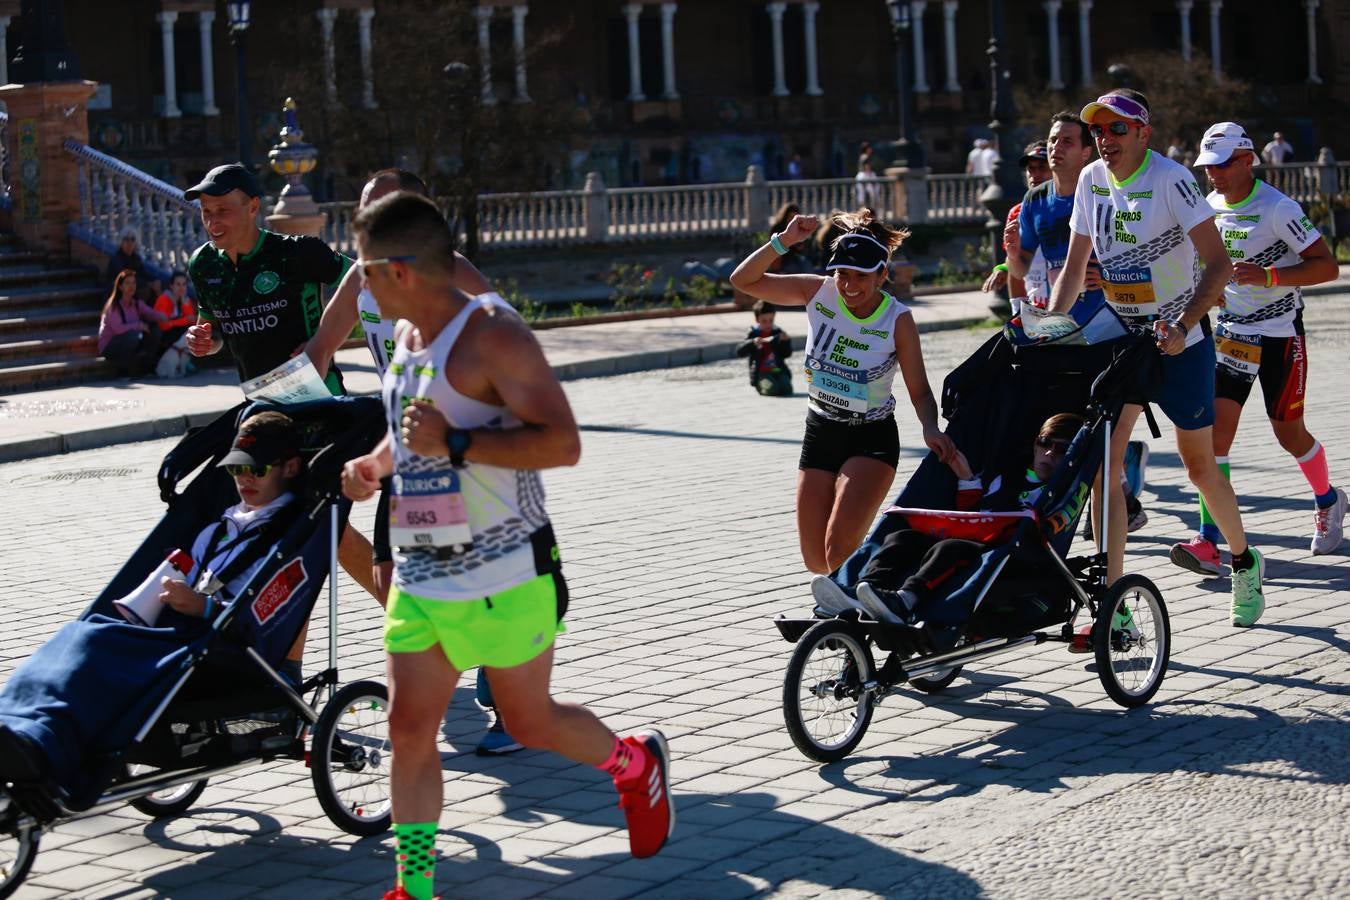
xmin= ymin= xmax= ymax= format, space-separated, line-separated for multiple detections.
xmin=98 ymin=269 xmax=169 ymax=377
xmin=105 ymin=228 xmax=160 ymax=300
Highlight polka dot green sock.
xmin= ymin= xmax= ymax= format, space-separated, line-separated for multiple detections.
xmin=393 ymin=821 xmax=437 ymax=899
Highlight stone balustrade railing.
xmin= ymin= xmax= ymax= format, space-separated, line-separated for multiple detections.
xmin=55 ymin=147 xmax=1350 ymax=268
xmin=64 ymin=139 xmax=206 ymax=279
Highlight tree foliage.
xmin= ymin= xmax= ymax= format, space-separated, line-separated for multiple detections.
xmin=261 ymin=0 xmax=581 ymax=258
xmin=1015 ymin=50 xmax=1255 ymax=150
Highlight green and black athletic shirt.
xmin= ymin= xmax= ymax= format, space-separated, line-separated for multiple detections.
xmin=187 ymin=229 xmax=351 ymax=394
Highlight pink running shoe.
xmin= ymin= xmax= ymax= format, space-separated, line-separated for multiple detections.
xmin=1169 ymin=534 xmax=1223 ymax=576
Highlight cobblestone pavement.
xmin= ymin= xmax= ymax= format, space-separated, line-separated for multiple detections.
xmin=2 ymin=299 xmax=1349 ymax=899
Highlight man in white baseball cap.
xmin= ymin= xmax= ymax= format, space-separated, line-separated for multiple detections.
xmin=1170 ymin=120 xmax=1344 ymax=581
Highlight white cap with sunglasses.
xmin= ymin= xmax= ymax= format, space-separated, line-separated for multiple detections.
xmin=1194 ymin=122 xmax=1255 ymax=166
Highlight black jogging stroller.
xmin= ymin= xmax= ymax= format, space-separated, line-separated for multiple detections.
xmin=0 ymin=396 xmax=393 ymax=898
xmin=775 ymin=306 xmax=1173 ymax=763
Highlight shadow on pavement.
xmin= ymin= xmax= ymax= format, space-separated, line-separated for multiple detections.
xmin=132 ymin=787 xmax=985 ymax=898
xmin=813 ymin=695 xmax=1346 ymax=803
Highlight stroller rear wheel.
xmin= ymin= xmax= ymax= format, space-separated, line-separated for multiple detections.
xmin=0 ymin=815 xmax=39 ymax=900
xmin=311 ymin=680 xmax=393 ymax=836
xmin=126 ymin=766 xmax=209 ymax=818
xmin=1094 ymin=574 xmax=1170 ymax=707
xmin=783 ymin=620 xmax=876 ymax=763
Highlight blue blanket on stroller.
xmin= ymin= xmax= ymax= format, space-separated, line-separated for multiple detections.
xmin=0 ymin=614 xmax=202 ymax=794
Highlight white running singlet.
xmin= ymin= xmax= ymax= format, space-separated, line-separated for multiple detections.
xmin=1209 ymin=179 xmax=1320 ymax=338
xmin=1070 ymin=149 xmax=1214 ymax=347
xmin=803 ymin=279 xmax=905 ymax=424
xmin=382 ymin=292 xmax=551 ymax=600
xmin=357 ymin=287 xmax=398 ymax=376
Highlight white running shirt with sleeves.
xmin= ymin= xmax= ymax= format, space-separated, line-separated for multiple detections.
xmin=1069 ymin=149 xmax=1214 ymax=348
xmin=1210 ymin=179 xmax=1320 ymax=339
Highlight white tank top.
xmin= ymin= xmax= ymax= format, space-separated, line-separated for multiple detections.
xmin=803 ymin=279 xmax=905 ymax=423
xmin=382 ymin=292 xmax=551 ymax=600
xmin=357 ymin=287 xmax=398 ymax=376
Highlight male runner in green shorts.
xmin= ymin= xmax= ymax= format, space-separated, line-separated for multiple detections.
xmin=340 ymin=193 xmax=673 ymax=899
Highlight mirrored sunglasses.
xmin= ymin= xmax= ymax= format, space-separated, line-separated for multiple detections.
xmin=1089 ymin=121 xmax=1135 ymax=139
xmin=225 ymin=463 xmax=275 ymax=478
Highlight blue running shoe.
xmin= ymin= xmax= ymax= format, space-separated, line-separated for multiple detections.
xmin=476 ymin=715 xmax=524 ymax=756
xmin=1124 ymin=441 xmax=1149 ymax=498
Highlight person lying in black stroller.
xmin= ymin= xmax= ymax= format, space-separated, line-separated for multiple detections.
xmin=845 ymin=412 xmax=1082 ymax=627
xmin=0 ymin=411 xmax=306 ymax=788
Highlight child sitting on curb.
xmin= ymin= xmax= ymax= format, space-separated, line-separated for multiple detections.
xmin=735 ymin=300 xmax=794 ymax=397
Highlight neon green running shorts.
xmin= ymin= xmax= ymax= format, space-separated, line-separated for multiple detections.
xmin=384 ymin=572 xmax=567 ymax=670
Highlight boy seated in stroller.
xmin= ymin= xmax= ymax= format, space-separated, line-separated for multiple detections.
xmin=0 ymin=411 xmax=304 ymax=787
xmin=814 ymin=412 xmax=1082 ymax=632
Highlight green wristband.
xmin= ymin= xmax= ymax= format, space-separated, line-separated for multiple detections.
xmin=769 ymin=233 xmax=789 ymax=256
xmin=993 ymin=263 xmax=1009 ymax=274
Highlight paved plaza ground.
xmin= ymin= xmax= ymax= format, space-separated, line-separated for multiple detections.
xmin=2 ymin=296 xmax=1349 ymax=898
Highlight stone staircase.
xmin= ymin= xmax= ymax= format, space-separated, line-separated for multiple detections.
xmin=0 ymin=232 xmax=111 ymax=394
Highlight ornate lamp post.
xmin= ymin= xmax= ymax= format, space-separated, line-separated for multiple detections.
xmin=227 ymin=1 xmax=252 ymax=167
xmin=266 ymin=97 xmax=326 ymax=236
xmin=884 ymin=0 xmax=925 ymax=168
xmin=979 ymin=0 xmax=1022 ymax=317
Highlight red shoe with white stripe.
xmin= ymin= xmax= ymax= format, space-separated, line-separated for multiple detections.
xmin=616 ymin=729 xmax=675 ymax=858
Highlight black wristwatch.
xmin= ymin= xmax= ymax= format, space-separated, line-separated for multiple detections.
xmin=445 ymin=426 xmax=472 ymax=468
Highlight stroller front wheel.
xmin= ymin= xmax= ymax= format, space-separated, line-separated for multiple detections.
xmin=0 ymin=814 xmax=39 ymax=900
xmin=1094 ymin=574 xmax=1170 ymax=708
xmin=783 ymin=619 xmax=877 ymax=763
xmin=311 ymin=680 xmax=393 ymax=836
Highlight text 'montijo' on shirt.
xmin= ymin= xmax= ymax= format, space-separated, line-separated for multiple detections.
xmin=1069 ymin=149 xmax=1213 ymax=347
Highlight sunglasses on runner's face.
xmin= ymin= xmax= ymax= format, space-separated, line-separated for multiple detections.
xmin=1207 ymin=152 xmax=1251 ymax=169
xmin=356 ymin=255 xmax=417 ymax=276
xmin=1089 ymin=121 xmax=1135 ymax=139
xmin=225 ymin=463 xmax=275 ymax=478
xmin=1035 ymin=436 xmax=1071 ymax=454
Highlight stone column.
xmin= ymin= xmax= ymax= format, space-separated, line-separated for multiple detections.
xmin=1305 ymin=0 xmax=1322 ymax=84
xmin=1077 ymin=0 xmax=1093 ymax=86
xmin=942 ymin=1 xmax=960 ymax=92
xmin=803 ymin=1 xmax=822 ymax=96
xmin=1044 ymin=0 xmax=1063 ymax=90
xmin=1176 ymin=1 xmax=1193 ymax=63
xmin=475 ymin=5 xmax=497 ymax=105
xmin=0 ymin=80 xmax=99 ymax=254
xmin=623 ymin=3 xmax=645 ymax=101
xmin=1208 ymin=0 xmax=1222 ymax=80
xmin=659 ymin=3 xmax=678 ymax=100
xmin=767 ymin=2 xmax=788 ymax=97
xmin=910 ymin=1 xmax=930 ymax=93
xmin=511 ymin=5 xmax=530 ymax=102
xmin=583 ymin=171 xmax=608 ymax=241
xmin=157 ymin=11 xmax=181 ymax=118
xmin=0 ymin=16 xmax=12 ymax=87
xmin=359 ymin=8 xmax=378 ymax=108
xmin=316 ymin=7 xmax=338 ymax=105
xmin=196 ymin=11 xmax=219 ymax=115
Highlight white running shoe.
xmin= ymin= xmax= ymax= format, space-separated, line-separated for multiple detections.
xmin=1311 ymin=487 xmax=1348 ymax=555
xmin=810 ymin=575 xmax=856 ymax=615
xmin=855 ymin=582 xmax=917 ymax=624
